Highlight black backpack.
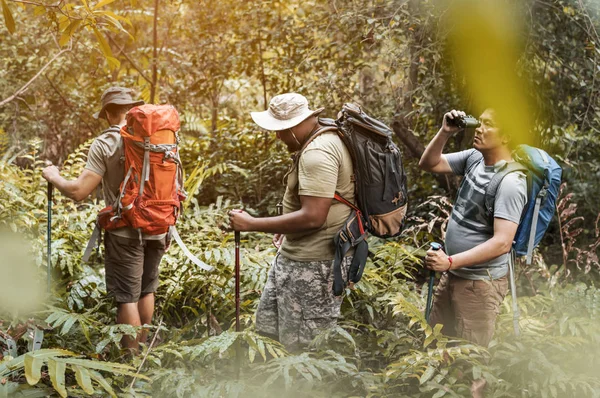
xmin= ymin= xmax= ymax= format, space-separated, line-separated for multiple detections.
xmin=335 ymin=103 xmax=408 ymax=237
xmin=298 ymin=103 xmax=408 ymax=295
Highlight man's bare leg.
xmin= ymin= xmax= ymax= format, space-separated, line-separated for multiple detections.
xmin=117 ymin=302 xmax=142 ymax=350
xmin=471 ymin=378 xmax=487 ymax=398
xmin=138 ymin=293 xmax=155 ymax=345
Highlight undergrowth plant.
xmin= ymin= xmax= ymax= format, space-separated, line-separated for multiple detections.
xmin=1 ymin=137 xmax=599 ymax=397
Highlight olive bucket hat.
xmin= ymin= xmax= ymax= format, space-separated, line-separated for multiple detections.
xmin=93 ymin=86 xmax=145 ymax=120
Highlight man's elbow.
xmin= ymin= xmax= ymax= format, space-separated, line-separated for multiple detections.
xmin=418 ymin=157 xmax=434 ymax=171
xmin=497 ymin=239 xmax=513 ymax=255
xmin=71 ymin=189 xmax=90 ymax=202
xmin=305 ymin=214 xmax=327 ymax=230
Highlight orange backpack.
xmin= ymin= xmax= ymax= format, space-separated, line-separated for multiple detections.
xmin=83 ymin=105 xmax=213 ymax=271
xmin=97 ymin=104 xmax=185 ymax=235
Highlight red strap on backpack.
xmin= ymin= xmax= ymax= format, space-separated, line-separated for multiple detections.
xmin=334 ymin=193 xmax=365 ymax=235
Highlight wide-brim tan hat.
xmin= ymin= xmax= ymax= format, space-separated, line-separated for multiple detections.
xmin=251 ymin=93 xmax=324 ymax=131
xmin=93 ymin=86 xmax=145 ymax=119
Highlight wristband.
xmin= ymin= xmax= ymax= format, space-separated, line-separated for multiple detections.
xmin=446 ymin=256 xmax=453 ymax=272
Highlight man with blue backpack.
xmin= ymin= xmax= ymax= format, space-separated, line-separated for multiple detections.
xmin=420 ymin=108 xmax=528 ymax=349
xmin=420 ymin=107 xmax=561 ymax=396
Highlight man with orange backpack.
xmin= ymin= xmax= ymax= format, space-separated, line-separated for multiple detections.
xmin=42 ymin=87 xmax=176 ymax=350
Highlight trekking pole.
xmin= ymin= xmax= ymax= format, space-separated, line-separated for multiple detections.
xmin=425 ymin=242 xmax=443 ymax=323
xmin=234 ymin=229 xmax=241 ymax=379
xmin=508 ymin=248 xmax=520 ymax=337
xmin=47 ymin=181 xmax=53 ymax=294
xmin=234 ymin=230 xmax=241 ymax=332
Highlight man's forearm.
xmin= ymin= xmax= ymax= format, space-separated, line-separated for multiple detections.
xmin=419 ymin=129 xmax=452 ymax=170
xmin=450 ymin=237 xmax=512 ymax=270
xmin=48 ymin=175 xmax=83 ymax=201
xmin=248 ymin=210 xmax=324 ymax=234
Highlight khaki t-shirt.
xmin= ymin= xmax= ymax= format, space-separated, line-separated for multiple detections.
xmin=85 ymin=126 xmax=164 ymax=240
xmin=279 ymin=131 xmax=355 ymax=261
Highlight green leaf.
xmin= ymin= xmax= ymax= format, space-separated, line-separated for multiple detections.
xmin=47 ymin=359 xmax=67 ymax=398
xmin=1 ymin=0 xmax=15 ymax=34
xmin=73 ymin=365 xmax=94 ymax=394
xmin=420 ymin=366 xmax=436 ymax=384
xmin=89 ymin=370 xmax=116 ymax=398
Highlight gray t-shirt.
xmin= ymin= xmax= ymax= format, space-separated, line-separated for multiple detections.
xmin=445 ymin=149 xmax=527 ymax=280
xmin=85 ymin=125 xmax=164 ymax=240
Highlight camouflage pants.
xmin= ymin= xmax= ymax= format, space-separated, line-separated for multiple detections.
xmin=255 ymin=254 xmax=351 ymax=351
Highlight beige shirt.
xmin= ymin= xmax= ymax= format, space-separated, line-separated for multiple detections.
xmin=85 ymin=126 xmax=164 ymax=240
xmin=279 ymin=131 xmax=355 ymax=261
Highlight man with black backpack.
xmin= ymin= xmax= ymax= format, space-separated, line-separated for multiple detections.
xmin=41 ymin=87 xmax=167 ymax=351
xmin=228 ymin=93 xmax=356 ymax=351
xmin=420 ymin=108 xmax=528 ymax=345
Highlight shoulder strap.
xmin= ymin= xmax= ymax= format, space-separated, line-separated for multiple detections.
xmin=283 ymin=125 xmax=339 ymax=184
xmin=464 ymin=150 xmax=484 ymax=175
xmin=102 ymin=125 xmax=122 ymax=135
xmin=484 ymin=162 xmax=529 ymax=216
xmin=297 ymin=125 xmax=339 ymax=157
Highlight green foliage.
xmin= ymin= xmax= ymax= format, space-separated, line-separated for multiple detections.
xmin=1 ymin=0 xmax=600 ymax=396
xmin=0 ymin=348 xmax=147 ymax=397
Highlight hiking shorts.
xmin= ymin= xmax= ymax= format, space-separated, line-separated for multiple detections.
xmin=255 ymin=254 xmax=351 ymax=351
xmin=103 ymin=232 xmax=167 ymax=304
xmin=429 ymin=272 xmax=508 ymax=347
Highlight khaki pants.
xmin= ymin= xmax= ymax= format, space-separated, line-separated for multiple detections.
xmin=429 ymin=272 xmax=508 ymax=347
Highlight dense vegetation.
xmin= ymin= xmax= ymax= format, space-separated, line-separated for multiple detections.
xmin=1 ymin=0 xmax=599 ymax=397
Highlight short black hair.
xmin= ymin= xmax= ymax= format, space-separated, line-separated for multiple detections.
xmin=105 ymin=103 xmax=134 ymax=119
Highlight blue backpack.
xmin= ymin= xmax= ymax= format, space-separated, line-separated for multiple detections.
xmin=483 ymin=145 xmax=563 ymax=264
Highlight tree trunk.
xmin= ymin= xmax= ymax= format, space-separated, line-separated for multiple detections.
xmin=150 ymin=0 xmax=160 ymax=104
xmin=391 ymin=38 xmax=456 ymax=192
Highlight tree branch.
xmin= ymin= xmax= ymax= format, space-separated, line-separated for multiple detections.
xmin=0 ymin=46 xmax=71 ymax=108
xmin=108 ymin=36 xmax=152 ymax=84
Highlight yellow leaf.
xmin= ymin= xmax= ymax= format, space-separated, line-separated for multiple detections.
xmin=58 ymin=32 xmax=71 ymax=47
xmin=24 ymin=352 xmax=44 ymax=385
xmin=93 ymin=27 xmax=113 ymax=58
xmin=64 ymin=19 xmax=81 ymax=36
xmin=81 ymin=0 xmax=91 ymax=12
xmin=48 ymin=358 xmax=68 ymax=398
xmin=94 ymin=0 xmax=117 ymax=10
xmin=101 ymin=10 xmax=132 ymax=27
xmin=33 ymin=5 xmax=46 ymax=16
xmin=89 ymin=370 xmax=117 ymax=398
xmin=105 ymin=56 xmax=120 ymax=69
xmin=73 ymin=365 xmax=94 ymax=394
xmin=1 ymin=0 xmax=15 ymax=34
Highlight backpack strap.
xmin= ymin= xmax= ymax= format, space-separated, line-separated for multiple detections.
xmin=83 ymin=126 xmax=123 ymax=262
xmin=103 ymin=125 xmax=122 ymax=135
xmin=283 ymin=125 xmax=339 ymax=185
xmin=82 ymin=223 xmax=102 ymax=263
xmin=484 ymin=162 xmax=528 ymax=217
xmin=464 ymin=150 xmax=484 ymax=176
xmin=296 ymin=125 xmax=339 ymax=159
xmin=332 ymin=209 xmax=368 ymax=296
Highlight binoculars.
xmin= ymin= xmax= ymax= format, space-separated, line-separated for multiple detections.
xmin=446 ymin=114 xmax=481 ymax=129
